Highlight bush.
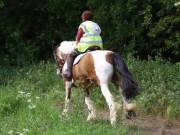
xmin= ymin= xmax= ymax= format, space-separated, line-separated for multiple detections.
xmin=0 ymin=0 xmax=179 ymax=64
xmin=126 ymin=55 xmax=180 ymax=118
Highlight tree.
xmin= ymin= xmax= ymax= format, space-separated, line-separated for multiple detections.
xmin=0 ymin=0 xmax=179 ymax=66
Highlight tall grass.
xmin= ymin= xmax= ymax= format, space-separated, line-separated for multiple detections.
xmin=126 ymin=56 xmax=180 ymax=118
xmin=0 ymin=62 xmax=139 ymax=135
xmin=0 ymin=57 xmax=179 ymax=134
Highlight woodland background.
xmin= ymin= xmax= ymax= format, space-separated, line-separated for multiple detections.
xmin=0 ymin=1 xmax=180 ymax=134
xmin=0 ymin=0 xmax=179 ymax=66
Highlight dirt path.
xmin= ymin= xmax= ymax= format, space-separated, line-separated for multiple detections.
xmin=95 ymin=110 xmax=180 ymax=135
xmin=130 ymin=116 xmax=180 ymax=135
xmin=52 ymin=101 xmax=180 ymax=135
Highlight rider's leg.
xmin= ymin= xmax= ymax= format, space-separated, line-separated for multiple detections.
xmin=63 ymin=51 xmax=78 ymax=80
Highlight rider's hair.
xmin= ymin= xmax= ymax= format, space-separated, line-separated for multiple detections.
xmin=81 ymin=10 xmax=92 ymax=21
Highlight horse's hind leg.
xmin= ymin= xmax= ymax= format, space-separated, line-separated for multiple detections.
xmin=100 ymin=83 xmax=118 ymax=125
xmin=62 ymin=80 xmax=72 ymax=115
xmin=118 ymin=86 xmax=136 ymax=119
xmin=84 ymin=89 xmax=97 ymax=121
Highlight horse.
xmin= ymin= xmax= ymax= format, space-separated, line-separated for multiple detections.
xmin=53 ymin=41 xmax=138 ymax=125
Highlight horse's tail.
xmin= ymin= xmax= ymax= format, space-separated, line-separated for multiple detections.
xmin=112 ymin=53 xmax=138 ymax=99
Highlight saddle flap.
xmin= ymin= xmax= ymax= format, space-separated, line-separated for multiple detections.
xmin=73 ymin=53 xmax=86 ymax=65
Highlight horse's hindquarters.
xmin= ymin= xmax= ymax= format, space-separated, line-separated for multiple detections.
xmin=90 ymin=51 xmax=114 ymax=84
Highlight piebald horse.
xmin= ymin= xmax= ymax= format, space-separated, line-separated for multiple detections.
xmin=54 ymin=41 xmax=138 ymax=125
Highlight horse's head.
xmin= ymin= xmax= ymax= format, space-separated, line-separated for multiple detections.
xmin=53 ymin=41 xmax=76 ymax=76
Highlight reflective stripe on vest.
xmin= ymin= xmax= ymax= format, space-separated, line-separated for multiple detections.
xmin=77 ymin=41 xmax=103 ymax=52
xmin=77 ymin=36 xmax=103 ymax=52
xmin=83 ymin=33 xmax=100 ymax=37
xmin=77 ymin=22 xmax=103 ymax=52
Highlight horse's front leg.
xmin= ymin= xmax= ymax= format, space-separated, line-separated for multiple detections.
xmin=62 ymin=79 xmax=72 ymax=115
xmin=84 ymin=89 xmax=97 ymax=121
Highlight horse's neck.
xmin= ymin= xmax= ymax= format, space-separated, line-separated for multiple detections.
xmin=59 ymin=41 xmax=75 ymax=54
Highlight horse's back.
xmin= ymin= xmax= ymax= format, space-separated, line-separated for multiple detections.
xmin=73 ymin=52 xmax=96 ymax=80
xmin=73 ymin=50 xmax=114 ymax=85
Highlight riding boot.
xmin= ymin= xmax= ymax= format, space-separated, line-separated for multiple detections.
xmin=63 ymin=54 xmax=75 ymax=80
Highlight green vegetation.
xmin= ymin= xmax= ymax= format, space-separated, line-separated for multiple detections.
xmin=0 ymin=0 xmax=179 ymax=134
xmin=0 ymin=61 xmax=137 ymax=135
xmin=126 ymin=56 xmax=180 ymax=118
xmin=0 ymin=57 xmax=179 ymax=134
xmin=0 ymin=0 xmax=179 ymax=65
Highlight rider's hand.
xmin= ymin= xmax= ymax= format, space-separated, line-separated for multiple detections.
xmin=75 ymin=41 xmax=79 ymax=46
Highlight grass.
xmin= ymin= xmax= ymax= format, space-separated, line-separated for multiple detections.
xmin=0 ymin=61 xmax=140 ymax=135
xmin=127 ymin=56 xmax=180 ymax=118
xmin=0 ymin=57 xmax=179 ymax=135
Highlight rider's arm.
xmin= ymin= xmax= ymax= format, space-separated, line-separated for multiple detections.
xmin=75 ymin=28 xmax=84 ymax=45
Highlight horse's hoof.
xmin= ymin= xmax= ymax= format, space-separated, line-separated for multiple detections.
xmin=62 ymin=109 xmax=69 ymax=117
xmin=110 ymin=118 xmax=117 ymax=126
xmin=126 ymin=111 xmax=136 ymax=119
xmin=86 ymin=113 xmax=96 ymax=121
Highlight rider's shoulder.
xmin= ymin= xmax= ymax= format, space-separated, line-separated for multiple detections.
xmin=81 ymin=21 xmax=96 ymax=25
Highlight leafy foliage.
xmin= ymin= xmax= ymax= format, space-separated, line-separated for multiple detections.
xmin=0 ymin=0 xmax=179 ymax=65
xmin=0 ymin=59 xmax=179 ymax=134
xmin=126 ymin=55 xmax=180 ymax=118
xmin=0 ymin=62 xmax=137 ymax=134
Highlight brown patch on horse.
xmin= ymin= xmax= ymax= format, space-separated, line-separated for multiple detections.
xmin=105 ymin=52 xmax=114 ymax=81
xmin=72 ymin=53 xmax=100 ymax=88
xmin=105 ymin=52 xmax=113 ymax=64
xmin=105 ymin=52 xmax=121 ymax=85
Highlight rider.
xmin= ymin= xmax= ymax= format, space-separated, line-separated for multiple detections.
xmin=63 ymin=10 xmax=103 ymax=80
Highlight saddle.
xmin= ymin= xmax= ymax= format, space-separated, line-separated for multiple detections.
xmin=73 ymin=46 xmax=101 ymax=65
xmin=73 ymin=53 xmax=86 ymax=65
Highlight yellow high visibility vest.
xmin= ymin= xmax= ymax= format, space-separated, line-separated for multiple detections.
xmin=76 ymin=21 xmax=103 ymax=52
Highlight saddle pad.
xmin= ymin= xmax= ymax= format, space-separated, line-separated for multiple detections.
xmin=73 ymin=53 xmax=86 ymax=65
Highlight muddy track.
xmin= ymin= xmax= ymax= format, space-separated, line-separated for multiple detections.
xmin=129 ymin=116 xmax=180 ymax=135
xmin=52 ymin=101 xmax=180 ymax=135
xmin=95 ymin=109 xmax=180 ymax=135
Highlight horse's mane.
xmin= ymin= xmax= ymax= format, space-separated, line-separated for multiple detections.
xmin=58 ymin=41 xmax=76 ymax=54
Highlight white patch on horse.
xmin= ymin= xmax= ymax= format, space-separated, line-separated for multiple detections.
xmin=85 ymin=97 xmax=97 ymax=121
xmin=90 ymin=50 xmax=118 ymax=124
xmin=100 ymin=84 xmax=114 ymax=108
xmin=58 ymin=41 xmax=86 ymax=65
xmin=73 ymin=53 xmax=86 ymax=65
xmin=59 ymin=41 xmax=76 ymax=54
xmin=63 ymin=98 xmax=70 ymax=115
xmin=90 ymin=50 xmax=113 ymax=83
xmin=63 ymin=81 xmax=72 ymax=115
xmin=56 ymin=49 xmax=63 ymax=59
xmin=56 ymin=68 xmax=60 ymax=75
xmin=65 ymin=81 xmax=72 ymax=89
xmin=100 ymin=84 xmax=117 ymax=125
